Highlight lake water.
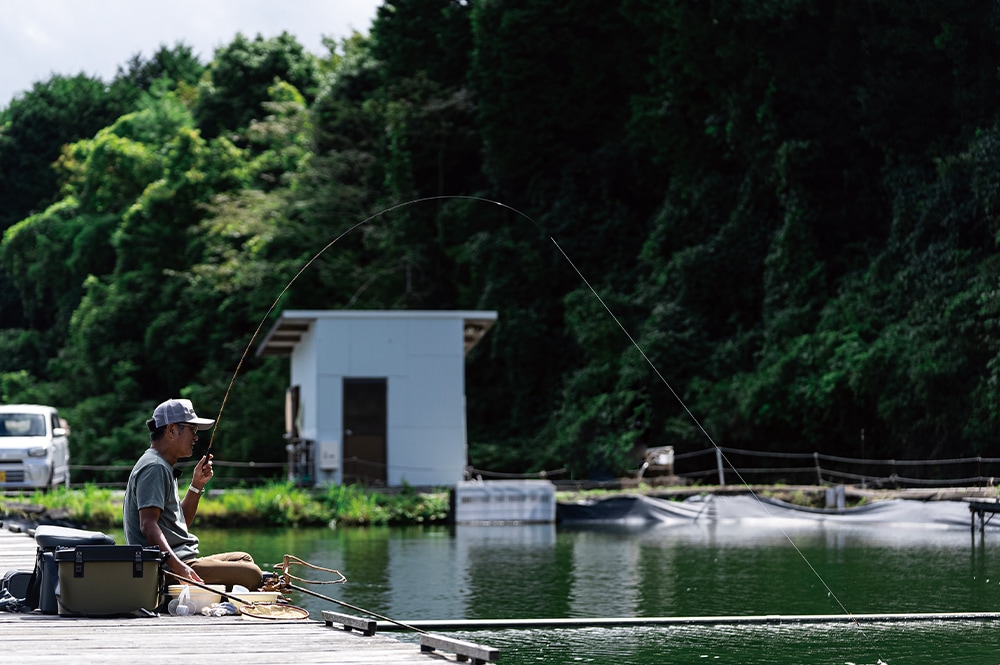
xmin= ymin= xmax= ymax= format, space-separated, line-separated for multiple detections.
xmin=163 ymin=509 xmax=1000 ymax=665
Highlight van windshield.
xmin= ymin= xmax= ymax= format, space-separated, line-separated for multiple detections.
xmin=0 ymin=414 xmax=46 ymax=437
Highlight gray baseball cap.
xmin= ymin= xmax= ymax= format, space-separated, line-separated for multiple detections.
xmin=150 ymin=398 xmax=215 ymax=430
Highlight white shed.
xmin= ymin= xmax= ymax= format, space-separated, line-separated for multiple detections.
xmin=256 ymin=310 xmax=497 ymax=487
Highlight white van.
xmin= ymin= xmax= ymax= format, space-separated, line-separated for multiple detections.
xmin=0 ymin=404 xmax=71 ymax=490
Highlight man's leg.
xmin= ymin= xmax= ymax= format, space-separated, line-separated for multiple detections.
xmin=189 ymin=551 xmax=263 ymax=590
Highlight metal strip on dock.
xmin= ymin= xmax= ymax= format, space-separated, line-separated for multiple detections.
xmin=378 ymin=611 xmax=1000 ymax=631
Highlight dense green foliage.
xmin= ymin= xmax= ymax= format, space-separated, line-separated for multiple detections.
xmin=2 ymin=0 xmax=1000 ymax=482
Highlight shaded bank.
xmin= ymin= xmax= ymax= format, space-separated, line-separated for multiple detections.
xmin=3 ymin=482 xmax=997 ymax=531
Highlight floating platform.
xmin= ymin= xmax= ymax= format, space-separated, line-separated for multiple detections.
xmin=453 ymin=479 xmax=556 ymax=524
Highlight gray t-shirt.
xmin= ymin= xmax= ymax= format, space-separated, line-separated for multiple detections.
xmin=123 ymin=448 xmax=200 ymax=560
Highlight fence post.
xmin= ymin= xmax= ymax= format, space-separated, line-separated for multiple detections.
xmin=814 ymin=452 xmax=822 ymax=485
xmin=716 ymin=448 xmax=726 ymax=486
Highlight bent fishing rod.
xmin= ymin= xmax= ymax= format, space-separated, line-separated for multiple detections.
xmin=192 ymin=194 xmax=886 ymax=661
xmin=165 ymin=568 xmax=427 ymax=633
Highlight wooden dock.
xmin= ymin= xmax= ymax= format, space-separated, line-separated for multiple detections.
xmin=0 ymin=525 xmax=493 ymax=664
xmin=0 ymin=521 xmax=38 ymax=572
xmin=968 ymin=499 xmax=1000 ymax=537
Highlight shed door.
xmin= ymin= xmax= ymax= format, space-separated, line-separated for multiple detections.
xmin=342 ymin=378 xmax=387 ymax=485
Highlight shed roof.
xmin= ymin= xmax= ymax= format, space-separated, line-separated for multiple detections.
xmin=255 ymin=310 xmax=498 ymax=358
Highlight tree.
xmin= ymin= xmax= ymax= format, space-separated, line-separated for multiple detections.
xmin=195 ymin=32 xmax=320 ymax=138
xmin=0 ymin=74 xmax=129 ymax=231
xmin=371 ymin=0 xmax=474 ymax=86
xmin=0 ymin=74 xmax=130 ymax=328
xmin=110 ymin=42 xmax=206 ymax=104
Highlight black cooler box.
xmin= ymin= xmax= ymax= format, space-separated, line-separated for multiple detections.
xmin=30 ymin=525 xmax=115 ymax=614
xmin=54 ymin=545 xmax=164 ymax=616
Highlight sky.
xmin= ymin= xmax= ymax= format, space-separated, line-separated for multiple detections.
xmin=0 ymin=0 xmax=385 ymax=107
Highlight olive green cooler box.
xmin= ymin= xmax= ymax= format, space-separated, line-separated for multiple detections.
xmin=54 ymin=545 xmax=164 ymax=616
xmin=30 ymin=525 xmax=116 ymax=614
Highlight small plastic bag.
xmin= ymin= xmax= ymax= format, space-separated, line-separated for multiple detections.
xmin=168 ymin=585 xmax=193 ymax=616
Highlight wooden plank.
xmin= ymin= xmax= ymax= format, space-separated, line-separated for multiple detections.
xmin=322 ymin=609 xmax=378 ymax=635
xmin=0 ymin=613 xmax=433 ymax=664
xmin=420 ymin=633 xmax=500 ymax=664
xmin=967 ymin=500 xmax=1000 ymax=512
xmin=0 ymin=527 xmax=37 ymax=576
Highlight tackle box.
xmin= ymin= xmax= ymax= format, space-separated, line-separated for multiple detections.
xmin=54 ymin=545 xmax=164 ymax=617
xmin=31 ymin=525 xmax=115 ymax=614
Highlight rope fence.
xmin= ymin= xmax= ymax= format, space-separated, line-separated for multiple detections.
xmin=470 ymin=446 xmax=1000 ymax=490
xmin=65 ymin=459 xmax=288 ymax=489
xmin=62 ymin=446 xmax=1000 ymax=490
xmin=677 ymin=447 xmax=1000 ymax=488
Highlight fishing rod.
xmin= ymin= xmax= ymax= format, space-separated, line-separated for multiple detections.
xmin=166 ymin=562 xmax=427 ymax=633
xmin=163 ymin=570 xmax=259 ymax=607
xmin=198 ymin=195 xmax=886 ymax=660
xmin=271 ymin=554 xmax=427 ymax=633
xmin=163 ymin=570 xmax=309 ymax=620
xmin=203 ymin=196 xmax=518 ymax=454
xmin=277 ymin=580 xmax=427 ymax=634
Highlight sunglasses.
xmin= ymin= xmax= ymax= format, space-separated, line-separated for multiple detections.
xmin=177 ymin=424 xmax=199 ymax=436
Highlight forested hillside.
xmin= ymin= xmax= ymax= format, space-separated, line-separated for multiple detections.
xmin=2 ymin=0 xmax=999 ymax=482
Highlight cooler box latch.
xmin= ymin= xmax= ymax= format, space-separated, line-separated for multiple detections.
xmin=73 ymin=550 xmax=85 ymax=578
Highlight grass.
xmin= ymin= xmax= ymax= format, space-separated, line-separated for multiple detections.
xmin=1 ymin=484 xmax=123 ymax=526
xmin=0 ymin=481 xmax=451 ymax=529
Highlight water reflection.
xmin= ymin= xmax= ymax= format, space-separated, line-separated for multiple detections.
xmin=566 ymin=527 xmax=645 ymax=618
xmin=453 ymin=525 xmax=556 ymax=619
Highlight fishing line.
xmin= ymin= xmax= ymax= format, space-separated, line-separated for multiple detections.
xmin=207 ymin=194 xmax=885 ymax=662
xmin=551 ymin=238 xmax=887 ymax=665
xmin=207 ymin=195 xmax=507 ymax=453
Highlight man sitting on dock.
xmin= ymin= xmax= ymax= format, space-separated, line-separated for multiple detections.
xmin=123 ymin=398 xmax=262 ymax=591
